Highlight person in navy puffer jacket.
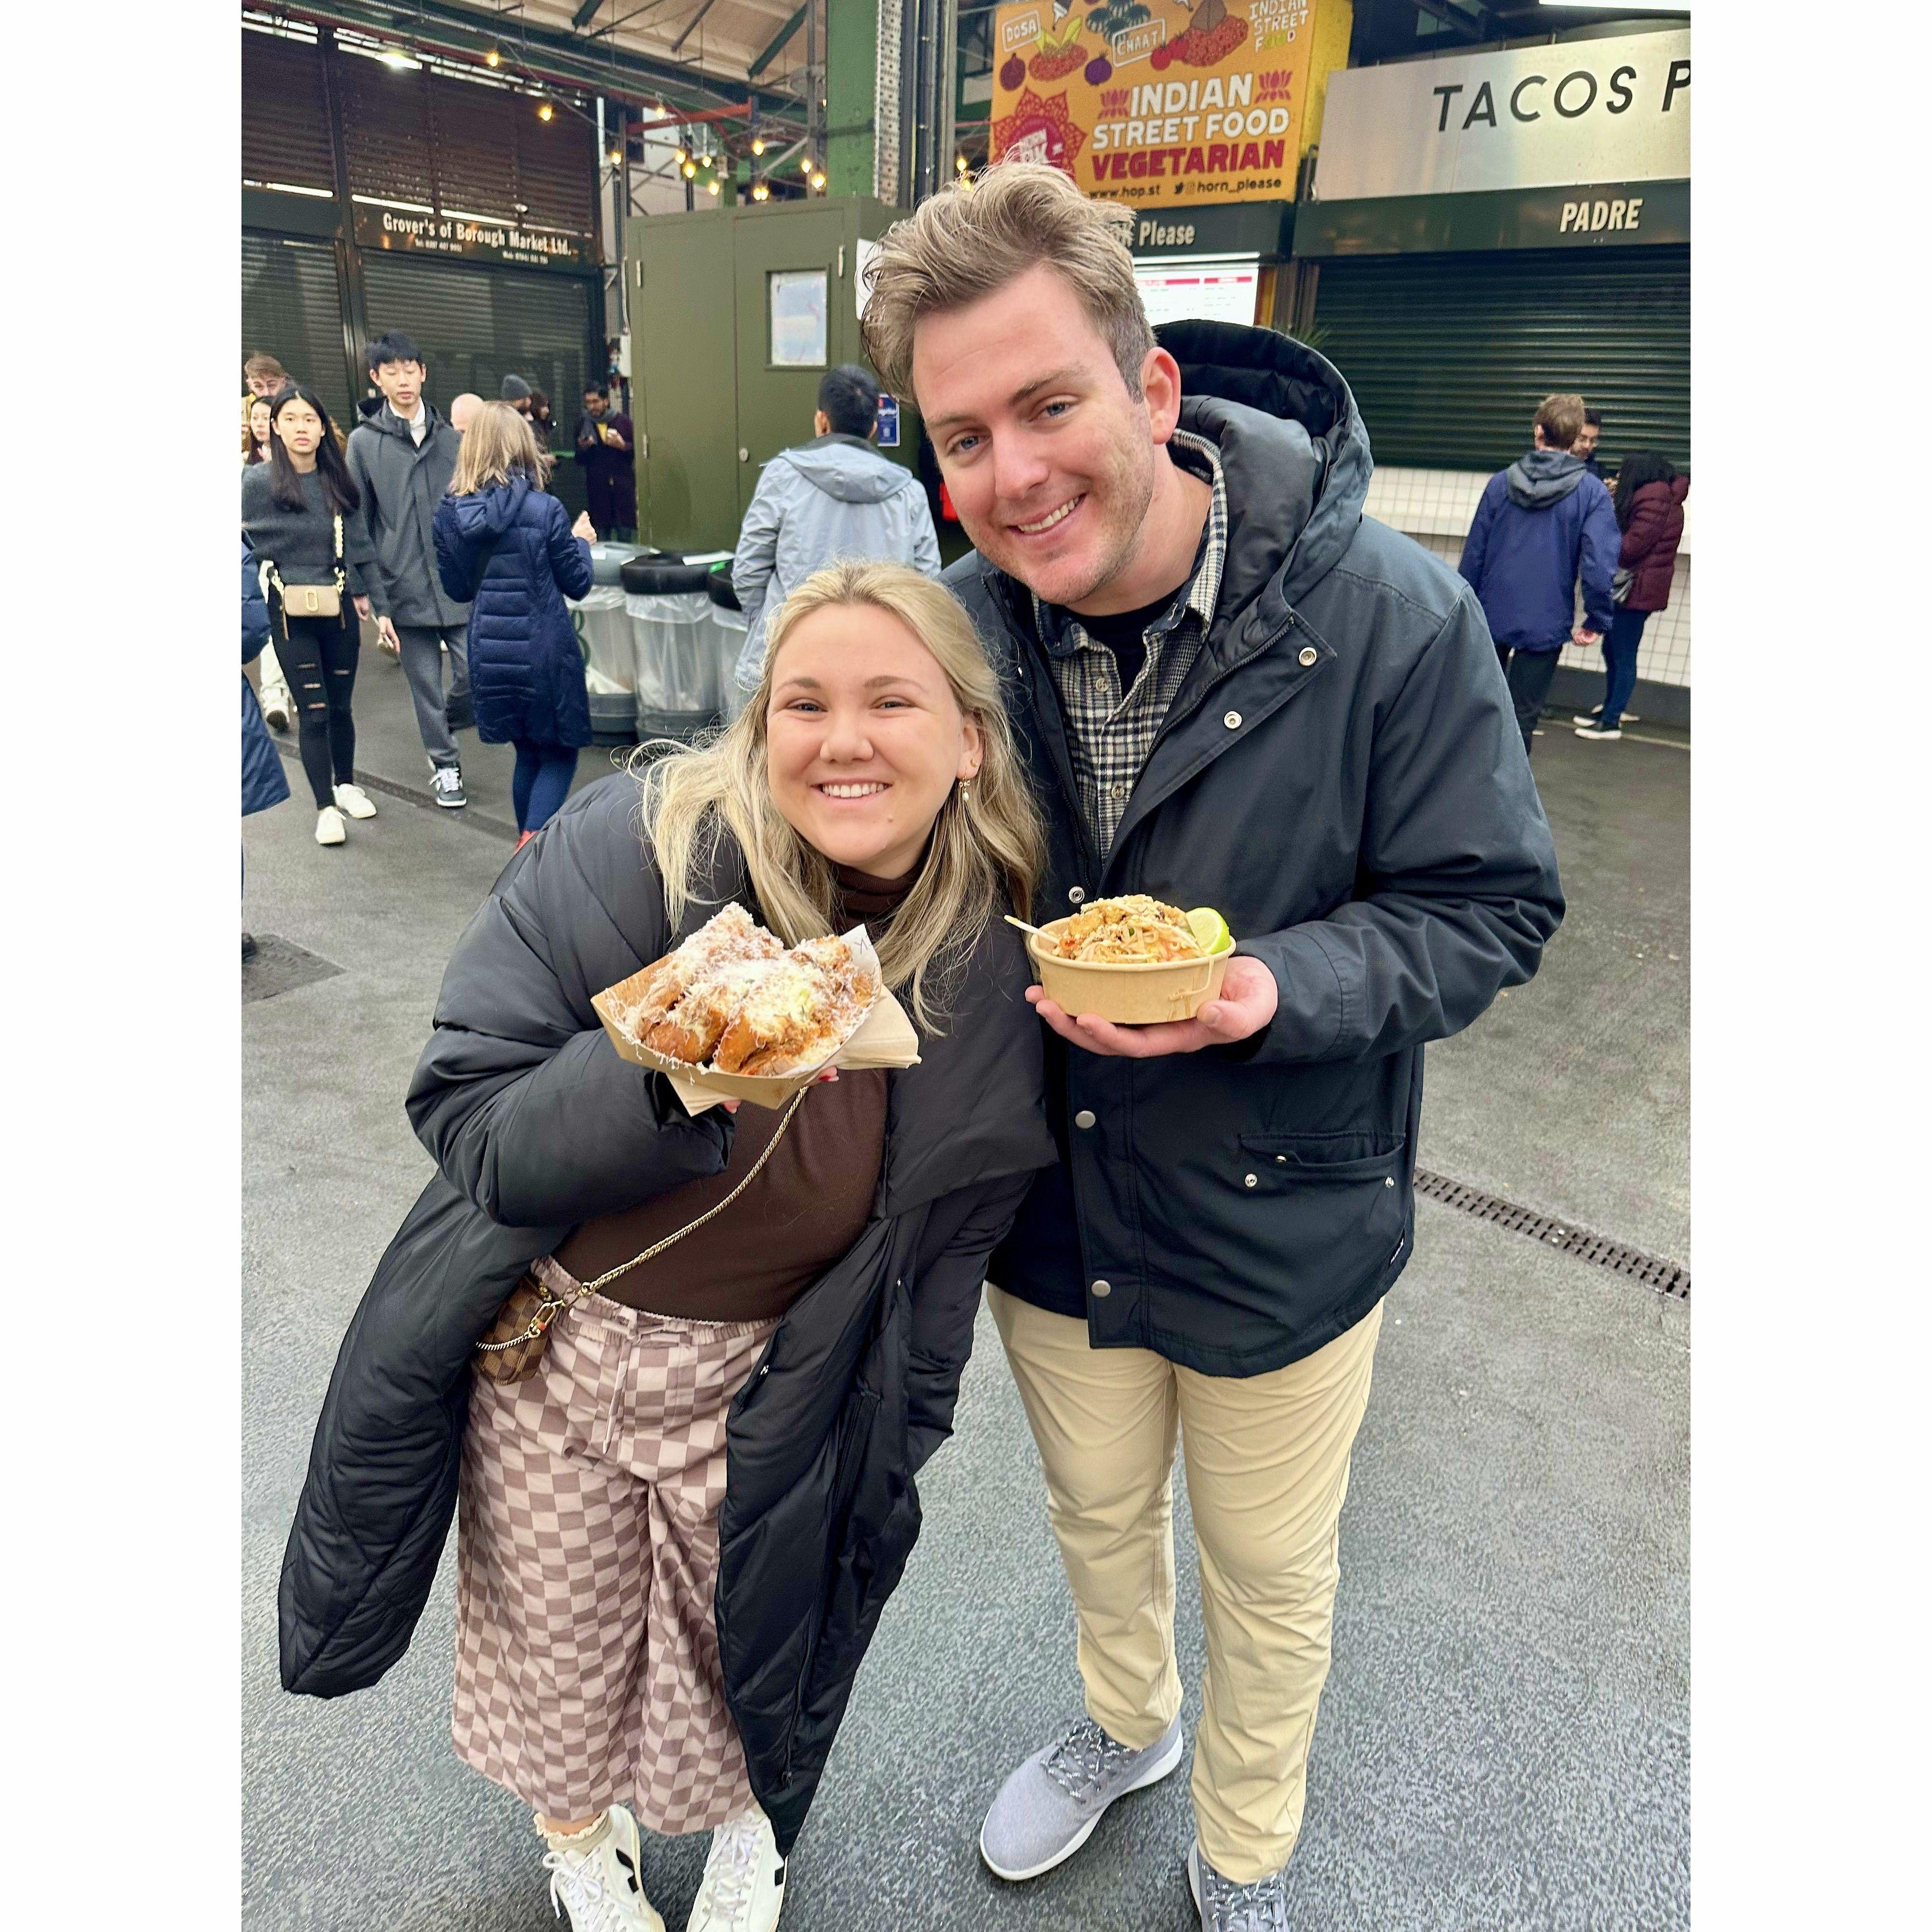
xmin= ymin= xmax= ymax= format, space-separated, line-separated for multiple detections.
xmin=1458 ymin=391 xmax=1620 ymax=757
xmin=434 ymin=402 xmax=596 ymax=847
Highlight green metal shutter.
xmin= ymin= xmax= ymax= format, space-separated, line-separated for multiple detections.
xmin=242 ymin=28 xmax=334 ymax=194
xmin=358 ymin=254 xmax=594 ymax=426
xmin=1311 ymin=247 xmax=1690 ymax=473
xmin=241 ymin=232 xmax=353 ymax=424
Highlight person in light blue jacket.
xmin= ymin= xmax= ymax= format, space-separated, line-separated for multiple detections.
xmin=729 ymin=365 xmax=941 ymax=706
xmin=1458 ymin=391 xmax=1619 ymax=757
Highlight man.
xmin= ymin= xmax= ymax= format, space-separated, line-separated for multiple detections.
xmin=243 ymin=351 xmax=288 ymax=401
xmin=345 ymin=329 xmax=472 ymax=808
xmin=861 ymin=162 xmax=1562 ymax=1931
xmin=728 ymin=364 xmax=941 ymax=700
xmin=1458 ymin=392 xmax=1619 ymax=757
xmin=573 ymin=385 xmax=637 ymax=540
xmin=1575 ymin=406 xmax=1605 ymax=478
xmin=500 ymin=373 xmax=533 ymax=416
xmin=448 ymin=391 xmax=483 ymax=435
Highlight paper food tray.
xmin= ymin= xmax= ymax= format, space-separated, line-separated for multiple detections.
xmin=593 ymin=923 xmax=920 ymax=1112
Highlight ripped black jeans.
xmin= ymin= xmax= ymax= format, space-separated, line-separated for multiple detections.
xmin=276 ymin=608 xmax=360 ymax=808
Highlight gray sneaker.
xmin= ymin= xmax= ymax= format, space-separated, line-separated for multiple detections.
xmin=430 ymin=764 xmax=466 ymax=809
xmin=1187 ymin=1840 xmax=1290 ymax=1931
xmin=979 ymin=1713 xmax=1185 ymax=1881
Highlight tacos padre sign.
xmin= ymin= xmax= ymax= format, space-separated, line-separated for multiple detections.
xmin=989 ymin=0 xmax=1353 ymax=207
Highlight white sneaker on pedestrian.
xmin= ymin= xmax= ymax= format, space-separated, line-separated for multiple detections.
xmin=263 ymin=690 xmax=292 ymax=732
xmin=315 ymin=806 xmax=346 ymax=846
xmin=1575 ymin=706 xmax=1639 ymax=726
xmin=687 ymin=1809 xmax=785 ymax=1932
xmin=333 ymin=782 xmax=378 ymax=819
xmin=539 ymin=1805 xmax=665 ymax=1932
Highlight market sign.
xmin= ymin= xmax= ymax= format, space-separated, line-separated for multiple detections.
xmin=989 ymin=0 xmax=1353 ymax=209
xmin=1313 ymin=27 xmax=1689 ymax=202
xmin=351 ymin=201 xmax=590 ymax=270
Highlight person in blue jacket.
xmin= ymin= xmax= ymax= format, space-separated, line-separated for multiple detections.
xmin=1458 ymin=392 xmax=1619 ymax=756
xmin=242 ymin=541 xmax=291 ymax=962
xmin=433 ymin=403 xmax=597 ymax=848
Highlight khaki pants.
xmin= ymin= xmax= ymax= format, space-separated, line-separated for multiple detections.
xmin=990 ymin=1288 xmax=1383 ymax=1883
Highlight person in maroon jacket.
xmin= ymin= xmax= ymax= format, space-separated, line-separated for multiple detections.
xmin=1575 ymin=452 xmax=1689 ymax=741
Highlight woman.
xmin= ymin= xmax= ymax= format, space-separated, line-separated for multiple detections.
xmin=528 ymin=385 xmax=557 ymax=448
xmin=242 ymin=384 xmax=385 ymax=844
xmin=242 ymin=396 xmax=294 ymax=730
xmin=242 ymin=395 xmax=273 ymax=464
xmin=280 ymin=561 xmax=1053 ymax=1932
xmin=1575 ymin=451 xmax=1689 ymax=742
xmin=433 ymin=402 xmax=597 ymax=848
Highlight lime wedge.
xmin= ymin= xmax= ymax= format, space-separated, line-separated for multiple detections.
xmin=1186 ymin=907 xmax=1231 ymax=955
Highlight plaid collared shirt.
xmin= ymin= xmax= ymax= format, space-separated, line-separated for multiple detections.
xmin=1033 ymin=431 xmax=1227 ymax=860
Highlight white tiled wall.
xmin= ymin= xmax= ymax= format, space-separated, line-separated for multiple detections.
xmin=1362 ymin=467 xmax=1691 ymax=690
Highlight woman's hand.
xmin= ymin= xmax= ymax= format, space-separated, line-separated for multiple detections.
xmin=352 ymin=595 xmax=372 ymax=621
xmin=573 ymin=511 xmax=597 ymax=543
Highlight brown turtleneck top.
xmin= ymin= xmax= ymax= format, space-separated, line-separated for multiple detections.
xmin=550 ymin=864 xmax=915 ymax=1322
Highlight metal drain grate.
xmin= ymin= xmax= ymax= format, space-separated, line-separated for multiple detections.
xmin=1414 ymin=1169 xmax=1690 ymax=1300
xmin=242 ymin=933 xmax=344 ymax=1004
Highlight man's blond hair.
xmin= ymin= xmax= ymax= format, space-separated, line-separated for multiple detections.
xmin=1534 ymin=393 xmax=1587 ymax=451
xmin=860 ymin=161 xmax=1155 ymax=402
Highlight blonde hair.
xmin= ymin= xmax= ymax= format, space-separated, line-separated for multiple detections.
xmin=450 ymin=399 xmax=555 ymax=494
xmin=636 ymin=561 xmax=1044 ymax=1031
xmin=1535 ymin=393 xmax=1588 ymax=451
xmin=860 ymin=161 xmax=1154 ymax=401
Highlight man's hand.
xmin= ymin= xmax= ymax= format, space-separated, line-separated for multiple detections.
xmin=373 ymin=615 xmax=401 ymax=656
xmin=1027 ymin=954 xmax=1279 ymax=1058
xmin=352 ymin=594 xmax=372 ymax=622
xmin=606 ymin=432 xmax=627 ymax=451
xmin=1573 ymin=626 xmax=1602 ymax=648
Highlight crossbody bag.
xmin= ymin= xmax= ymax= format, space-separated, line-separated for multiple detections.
xmin=472 ymin=1084 xmax=811 ymax=1383
xmin=262 ymin=512 xmax=347 ymax=620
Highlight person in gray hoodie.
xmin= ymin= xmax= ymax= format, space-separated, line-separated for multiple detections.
xmin=1458 ymin=391 xmax=1619 ymax=756
xmin=729 ymin=365 xmax=941 ymax=705
xmin=347 ymin=330 xmax=473 ymax=807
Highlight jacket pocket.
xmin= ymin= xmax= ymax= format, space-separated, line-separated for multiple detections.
xmin=1230 ymin=1133 xmax=1411 ymax=1297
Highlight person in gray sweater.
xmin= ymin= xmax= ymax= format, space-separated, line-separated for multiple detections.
xmin=729 ymin=365 xmax=940 ymax=708
xmin=347 ymin=330 xmax=472 ymax=808
xmin=241 ymin=384 xmax=384 ymax=847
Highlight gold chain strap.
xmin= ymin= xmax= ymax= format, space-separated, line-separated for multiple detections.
xmin=474 ymin=1085 xmax=813 ymax=1353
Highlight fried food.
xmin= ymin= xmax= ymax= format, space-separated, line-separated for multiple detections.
xmin=1048 ymin=895 xmax=1204 ymax=964
xmin=625 ymin=910 xmax=877 ymax=1077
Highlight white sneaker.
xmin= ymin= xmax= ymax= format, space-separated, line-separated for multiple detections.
xmin=688 ymin=1810 xmax=786 ymax=1932
xmin=333 ymin=782 xmax=378 ymax=819
xmin=315 ymin=806 xmax=346 ymax=846
xmin=540 ymin=1805 xmax=665 ymax=1932
xmin=262 ymin=688 xmax=292 ymax=732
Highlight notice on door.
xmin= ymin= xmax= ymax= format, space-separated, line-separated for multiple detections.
xmin=769 ymin=269 xmax=828 ymax=368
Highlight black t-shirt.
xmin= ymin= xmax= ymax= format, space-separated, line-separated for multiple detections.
xmin=1075 ymin=589 xmax=1186 ymax=695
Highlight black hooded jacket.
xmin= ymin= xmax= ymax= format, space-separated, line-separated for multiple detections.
xmin=950 ymin=321 xmax=1566 ymax=1375
xmin=277 ymin=775 xmax=1054 ymax=1854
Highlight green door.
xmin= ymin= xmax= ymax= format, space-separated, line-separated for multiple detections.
xmin=730 ymin=205 xmax=857 ymax=522
xmin=633 ymin=210 xmax=740 ymax=552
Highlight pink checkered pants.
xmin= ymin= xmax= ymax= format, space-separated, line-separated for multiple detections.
xmin=452 ymin=1288 xmax=777 ymax=1833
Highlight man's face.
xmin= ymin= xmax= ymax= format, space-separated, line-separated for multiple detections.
xmin=584 ymin=390 xmax=606 ymax=418
xmin=913 ymin=263 xmax=1169 ymax=610
xmin=373 ymin=358 xmax=424 ymax=413
xmin=1574 ymin=419 xmax=1600 ymax=460
xmin=247 ymin=373 xmax=283 ymax=399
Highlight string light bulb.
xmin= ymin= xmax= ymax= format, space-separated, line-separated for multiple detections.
xmin=801 ymin=155 xmax=813 ymax=172
xmin=751 ymin=136 xmax=765 ymax=155
xmin=681 ymin=159 xmax=697 ymax=179
xmin=608 ymin=147 xmax=622 ymax=166
xmin=956 ymin=153 xmax=969 ymax=173
xmin=706 ymin=177 xmax=722 ymax=196
xmin=484 ymin=46 xmax=500 ymax=68
xmin=810 ymin=169 xmax=827 ymax=192
xmin=537 ymin=101 xmax=554 ymax=122
xmin=752 ymin=181 xmax=770 ymax=202
xmin=673 ymin=144 xmax=688 ymax=164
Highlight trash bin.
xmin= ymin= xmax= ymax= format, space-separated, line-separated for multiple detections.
xmin=569 ymin=544 xmax=656 ymax=746
xmin=623 ymin=558 xmax=736 ymax=743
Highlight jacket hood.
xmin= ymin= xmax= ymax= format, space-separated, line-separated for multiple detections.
xmin=366 ymin=402 xmax=444 ymax=442
xmin=1505 ymin=449 xmax=1587 ymax=510
xmin=1156 ymin=319 xmax=1372 ymax=625
xmin=782 ymin=434 xmax=914 ymax=504
xmin=448 ymin=473 xmax=532 ymax=538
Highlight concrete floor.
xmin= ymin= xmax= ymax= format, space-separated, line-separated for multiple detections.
xmin=242 ymin=645 xmax=1689 ymax=1931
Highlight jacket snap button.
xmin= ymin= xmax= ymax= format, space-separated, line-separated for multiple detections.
xmin=1276 ymin=1155 xmax=1287 ymax=1163
xmin=1074 ymin=1109 xmax=1096 ymax=1129
xmin=1090 ymin=1279 xmax=1112 ymax=1298
xmin=1385 ymin=1176 xmax=1396 ymax=1188
xmin=1299 ymin=645 xmax=1318 ymax=667
xmin=1244 ymin=1173 xmax=1258 ymax=1188
xmin=1223 ymin=710 xmax=1242 ymax=730
xmin=1069 ymin=886 xmax=1086 ymax=904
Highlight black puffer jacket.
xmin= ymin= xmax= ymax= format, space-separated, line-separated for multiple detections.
xmin=278 ymin=775 xmax=1053 ymax=1854
xmin=953 ymin=320 xmax=1565 ymax=1377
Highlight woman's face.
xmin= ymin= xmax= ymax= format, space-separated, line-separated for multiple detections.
xmin=250 ymin=400 xmax=272 ymax=445
xmin=766 ymin=603 xmax=983 ymax=881
xmin=274 ymin=399 xmax=324 ymax=459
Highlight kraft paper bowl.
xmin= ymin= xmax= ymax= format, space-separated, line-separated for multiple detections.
xmin=1025 ymin=922 xmax=1234 ymax=1026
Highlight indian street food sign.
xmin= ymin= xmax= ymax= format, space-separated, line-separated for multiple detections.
xmin=989 ymin=0 xmax=1352 ymax=208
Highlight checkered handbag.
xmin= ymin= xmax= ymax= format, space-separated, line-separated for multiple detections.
xmin=472 ymin=1086 xmax=810 ymax=1383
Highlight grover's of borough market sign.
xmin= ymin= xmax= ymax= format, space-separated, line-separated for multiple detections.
xmin=989 ymin=0 xmax=1352 ymax=208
